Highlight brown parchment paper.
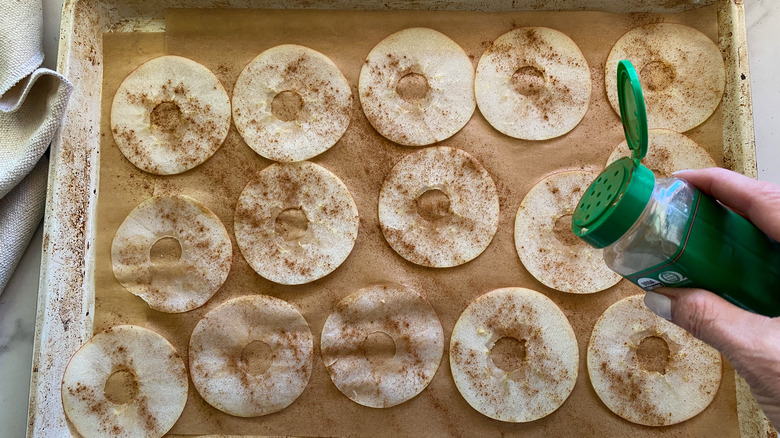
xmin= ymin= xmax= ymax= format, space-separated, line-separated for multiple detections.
xmin=95 ymin=6 xmax=739 ymax=437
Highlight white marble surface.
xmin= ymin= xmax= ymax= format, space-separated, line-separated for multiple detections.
xmin=746 ymin=0 xmax=780 ymax=186
xmin=0 ymin=225 xmax=42 ymax=438
xmin=2 ymin=0 xmax=779 ymax=436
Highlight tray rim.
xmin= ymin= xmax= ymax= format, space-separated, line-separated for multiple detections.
xmin=27 ymin=0 xmax=766 ymax=436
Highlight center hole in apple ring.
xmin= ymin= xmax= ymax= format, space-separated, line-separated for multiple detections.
xmin=417 ymin=189 xmax=451 ymax=222
xmin=363 ymin=331 xmax=396 ymax=364
xmin=104 ymin=369 xmax=139 ymax=405
xmin=491 ymin=336 xmax=527 ymax=372
xmin=511 ymin=66 xmax=545 ymax=96
xmin=396 ymin=73 xmax=430 ymax=103
xmin=150 ymin=236 xmax=182 ymax=266
xmin=241 ymin=340 xmax=274 ymax=375
xmin=271 ymin=90 xmax=304 ymax=122
xmin=150 ymin=101 xmax=182 ymax=133
xmin=553 ymin=214 xmax=584 ymax=247
xmin=275 ymin=207 xmax=309 ymax=241
xmin=637 ymin=335 xmax=671 ymax=374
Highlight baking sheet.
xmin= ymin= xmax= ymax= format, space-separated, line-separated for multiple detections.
xmin=94 ymin=6 xmax=738 ymax=437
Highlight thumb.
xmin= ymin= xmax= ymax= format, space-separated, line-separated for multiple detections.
xmin=643 ymin=288 xmax=769 ymax=355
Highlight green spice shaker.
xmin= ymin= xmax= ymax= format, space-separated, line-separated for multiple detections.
xmin=571 ymin=60 xmax=780 ymax=317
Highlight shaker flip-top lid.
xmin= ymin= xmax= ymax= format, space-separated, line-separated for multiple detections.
xmin=617 ymin=60 xmax=649 ymax=166
xmin=571 ymin=60 xmax=655 ymax=248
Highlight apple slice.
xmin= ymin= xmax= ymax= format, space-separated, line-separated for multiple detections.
xmin=588 ymin=294 xmax=722 ymax=426
xmin=232 ymin=44 xmax=353 ymax=162
xmin=111 ymin=194 xmax=232 ymax=313
xmin=111 ymin=55 xmax=231 ymax=175
xmin=61 ymin=325 xmax=187 ymax=438
xmin=379 ymin=146 xmax=499 ymax=268
xmin=358 ymin=27 xmax=476 ymax=146
xmin=475 ymin=27 xmax=591 ymax=140
xmin=189 ymin=295 xmax=313 ymax=417
xmin=321 ymin=284 xmax=444 ymax=408
xmin=234 ymin=161 xmax=359 ymax=285
xmin=450 ymin=287 xmax=578 ymax=422
xmin=605 ymin=23 xmax=725 ymax=133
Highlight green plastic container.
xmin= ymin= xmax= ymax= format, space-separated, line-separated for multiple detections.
xmin=572 ymin=60 xmax=780 ymax=317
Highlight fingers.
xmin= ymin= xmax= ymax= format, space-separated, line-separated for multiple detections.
xmin=645 ymin=288 xmax=770 ymax=353
xmin=675 ymin=168 xmax=780 ymax=241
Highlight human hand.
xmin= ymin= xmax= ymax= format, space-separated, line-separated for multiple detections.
xmin=641 ymin=167 xmax=780 ymax=428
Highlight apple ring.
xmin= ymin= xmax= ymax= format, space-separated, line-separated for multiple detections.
xmin=605 ymin=23 xmax=725 ymax=132
xmin=189 ymin=295 xmax=313 ymax=417
xmin=233 ymin=44 xmax=353 ymax=162
xmin=359 ymin=27 xmax=475 ymax=146
xmin=476 ymin=27 xmax=591 ymax=140
xmin=61 ymin=325 xmax=187 ymax=438
xmin=450 ymin=287 xmax=578 ymax=422
xmin=321 ymin=284 xmax=444 ymax=408
xmin=111 ymin=55 xmax=231 ymax=175
xmin=514 ymin=171 xmax=622 ymax=293
xmin=379 ymin=146 xmax=499 ymax=268
xmin=606 ymin=128 xmax=716 ymax=177
xmin=588 ymin=294 xmax=722 ymax=426
xmin=111 ymin=195 xmax=232 ymax=313
xmin=234 ymin=161 xmax=359 ymax=285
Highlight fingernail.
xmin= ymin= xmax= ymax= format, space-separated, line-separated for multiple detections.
xmin=644 ymin=291 xmax=672 ymax=321
xmin=671 ymin=169 xmax=692 ymax=175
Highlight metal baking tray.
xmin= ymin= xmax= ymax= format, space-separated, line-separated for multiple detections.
xmin=28 ymin=0 xmax=769 ymax=436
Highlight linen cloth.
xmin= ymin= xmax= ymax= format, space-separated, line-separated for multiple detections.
xmin=0 ymin=0 xmax=73 ymax=294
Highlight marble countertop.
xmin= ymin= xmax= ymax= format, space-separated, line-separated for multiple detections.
xmin=2 ymin=1 xmax=779 ymax=436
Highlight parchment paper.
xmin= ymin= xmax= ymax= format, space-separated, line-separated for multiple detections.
xmin=96 ymin=6 xmax=738 ymax=437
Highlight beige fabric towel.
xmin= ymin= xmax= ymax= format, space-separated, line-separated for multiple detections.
xmin=0 ymin=0 xmax=72 ymax=294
